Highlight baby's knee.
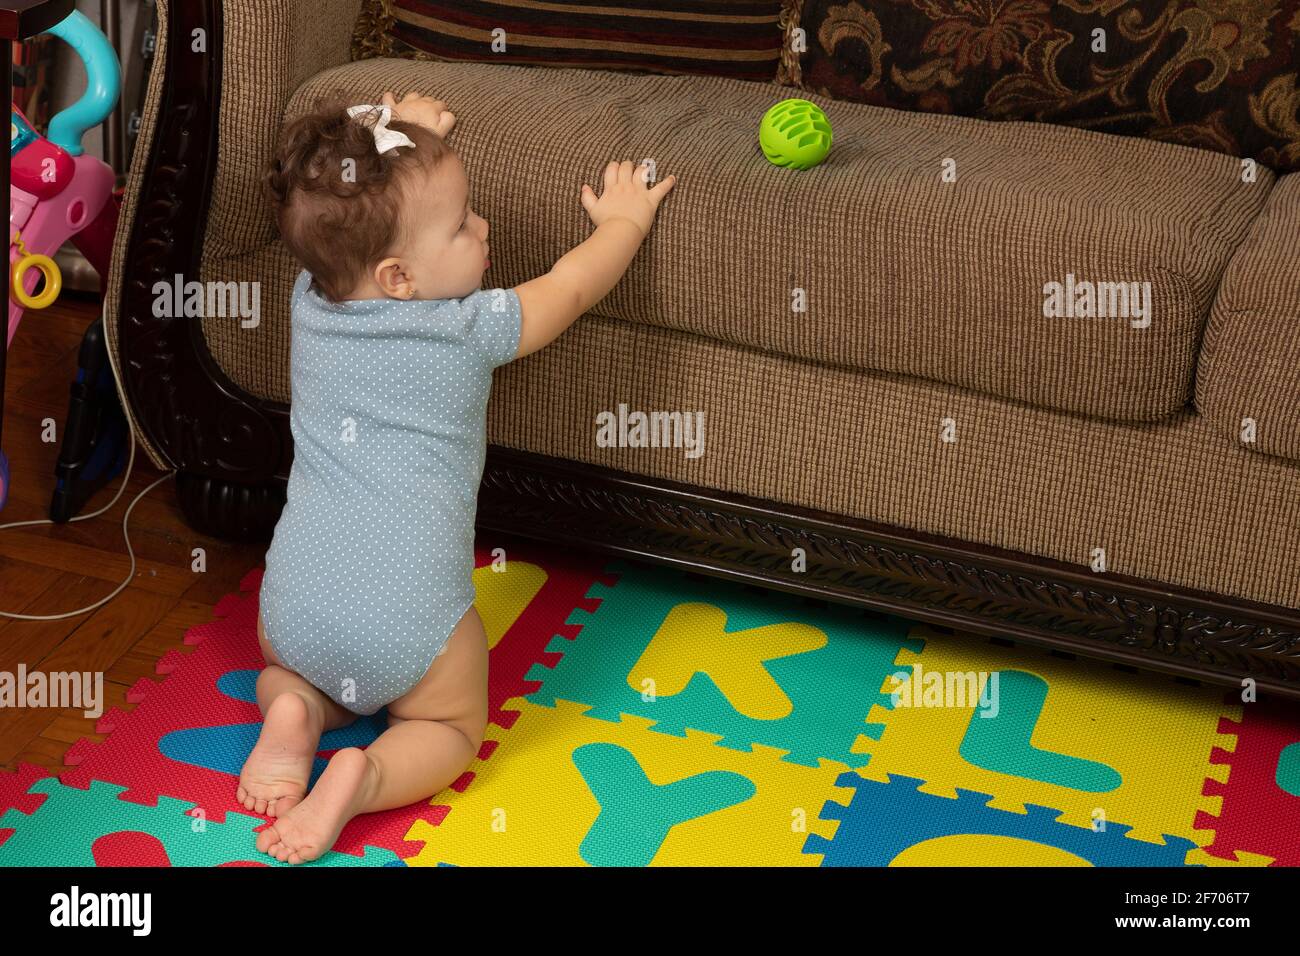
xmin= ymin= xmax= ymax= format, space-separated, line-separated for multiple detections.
xmin=387 ymin=711 xmax=486 ymax=753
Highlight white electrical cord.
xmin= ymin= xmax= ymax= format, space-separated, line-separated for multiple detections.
xmin=0 ymin=420 xmax=176 ymax=619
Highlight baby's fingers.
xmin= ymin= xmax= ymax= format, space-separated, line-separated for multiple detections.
xmin=649 ymin=173 xmax=678 ymax=202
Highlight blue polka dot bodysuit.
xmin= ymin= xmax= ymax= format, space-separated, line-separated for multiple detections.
xmin=260 ymin=269 xmax=522 ymax=715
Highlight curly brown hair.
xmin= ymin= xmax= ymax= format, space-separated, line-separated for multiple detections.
xmin=263 ymin=90 xmax=452 ymax=303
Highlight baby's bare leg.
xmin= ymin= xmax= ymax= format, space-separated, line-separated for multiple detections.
xmin=253 ymin=662 xmax=357 ymax=732
xmin=257 ymin=607 xmax=489 ymax=864
xmin=237 ymin=613 xmax=358 ymax=817
xmin=356 ymin=708 xmax=482 ymax=811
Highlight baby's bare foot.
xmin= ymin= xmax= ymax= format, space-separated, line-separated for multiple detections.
xmin=236 ymin=692 xmax=319 ymax=817
xmin=256 ymin=747 xmax=373 ymax=865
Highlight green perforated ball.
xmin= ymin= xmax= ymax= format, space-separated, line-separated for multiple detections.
xmin=759 ymin=98 xmax=832 ymax=169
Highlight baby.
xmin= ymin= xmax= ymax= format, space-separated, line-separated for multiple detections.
xmin=243 ymin=90 xmax=676 ymax=863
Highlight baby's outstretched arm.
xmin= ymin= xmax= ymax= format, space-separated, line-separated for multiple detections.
xmin=514 ymin=161 xmax=677 ymax=359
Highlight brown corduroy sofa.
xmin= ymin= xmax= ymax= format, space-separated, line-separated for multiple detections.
xmin=103 ymin=0 xmax=1300 ymax=697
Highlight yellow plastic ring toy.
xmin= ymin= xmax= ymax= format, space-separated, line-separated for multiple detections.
xmin=12 ymin=253 xmax=62 ymax=310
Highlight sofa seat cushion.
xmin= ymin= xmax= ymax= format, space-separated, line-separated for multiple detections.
xmin=286 ymin=59 xmax=1272 ymax=422
xmin=1196 ymin=173 xmax=1300 ymax=462
xmin=485 ymin=311 xmax=1300 ymax=612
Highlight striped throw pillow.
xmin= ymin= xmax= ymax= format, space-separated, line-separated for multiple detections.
xmin=360 ymin=0 xmax=787 ymax=83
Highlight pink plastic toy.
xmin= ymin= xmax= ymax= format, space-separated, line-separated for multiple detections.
xmin=8 ymin=104 xmax=117 ymax=344
xmin=1 ymin=9 xmax=122 ymax=511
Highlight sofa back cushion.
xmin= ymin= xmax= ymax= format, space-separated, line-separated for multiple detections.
xmin=351 ymin=0 xmax=788 ymax=82
xmin=782 ymin=0 xmax=1300 ymax=173
xmin=1196 ymin=173 xmax=1300 ymax=460
xmin=285 ymin=58 xmax=1272 ymax=423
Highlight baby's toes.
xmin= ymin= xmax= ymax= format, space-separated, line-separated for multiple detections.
xmin=237 ymin=782 xmax=265 ymax=812
xmin=256 ymin=823 xmax=281 ymax=854
xmin=267 ymin=794 xmax=302 ymax=818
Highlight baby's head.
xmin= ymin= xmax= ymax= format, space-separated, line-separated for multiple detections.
xmin=263 ymin=91 xmax=490 ymax=304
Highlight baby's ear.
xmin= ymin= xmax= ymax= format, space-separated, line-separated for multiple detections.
xmin=374 ymin=257 xmax=415 ymax=299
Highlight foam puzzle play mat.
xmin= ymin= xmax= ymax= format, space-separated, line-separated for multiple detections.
xmin=2 ymin=535 xmax=1298 ymax=867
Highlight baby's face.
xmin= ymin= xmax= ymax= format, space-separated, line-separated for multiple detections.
xmin=382 ymin=150 xmax=490 ymax=300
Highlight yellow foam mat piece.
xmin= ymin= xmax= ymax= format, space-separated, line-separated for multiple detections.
xmin=403 ymin=697 xmax=844 ymax=866
xmin=471 ymin=561 xmax=547 ymax=649
xmin=628 ymin=602 xmax=829 ymax=719
xmin=856 ymin=628 xmax=1240 ymax=847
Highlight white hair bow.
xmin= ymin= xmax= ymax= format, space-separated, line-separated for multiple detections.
xmin=345 ymin=104 xmax=416 ymax=154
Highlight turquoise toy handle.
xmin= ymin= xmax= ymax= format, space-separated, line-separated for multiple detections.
xmin=42 ymin=9 xmax=122 ymax=156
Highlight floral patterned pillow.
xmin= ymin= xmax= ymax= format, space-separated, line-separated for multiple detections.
xmin=779 ymin=0 xmax=1300 ymax=172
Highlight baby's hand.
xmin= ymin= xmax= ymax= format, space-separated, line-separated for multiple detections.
xmin=380 ymin=91 xmax=455 ymax=139
xmin=580 ymin=161 xmax=677 ymax=238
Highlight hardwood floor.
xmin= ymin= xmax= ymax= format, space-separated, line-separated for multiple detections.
xmin=0 ymin=293 xmax=269 ymax=772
